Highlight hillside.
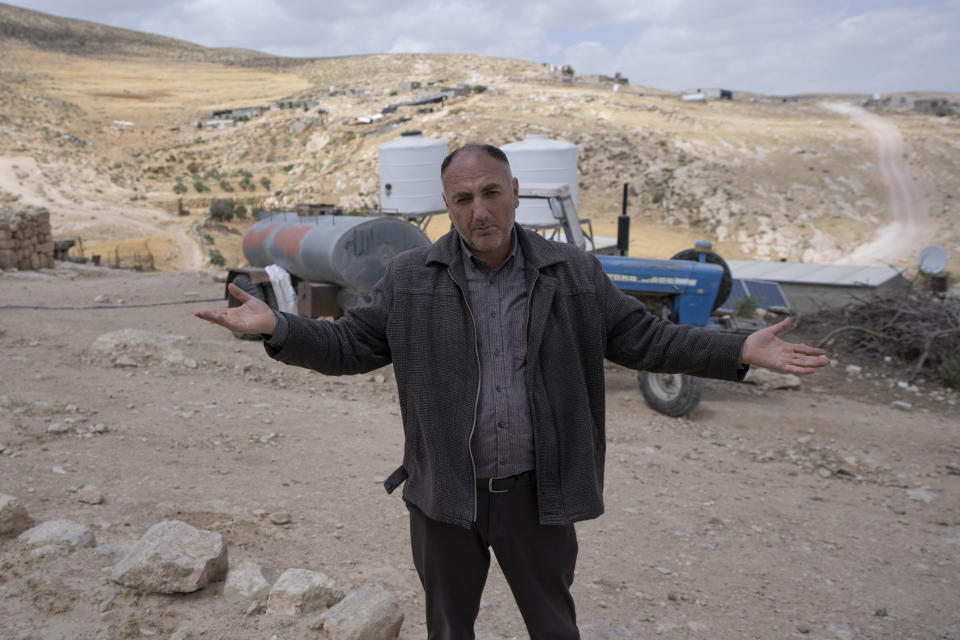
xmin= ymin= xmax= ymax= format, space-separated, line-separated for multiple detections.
xmin=0 ymin=2 xmax=958 ymax=272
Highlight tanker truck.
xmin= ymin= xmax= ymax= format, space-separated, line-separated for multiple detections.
xmin=224 ymin=212 xmax=431 ymax=339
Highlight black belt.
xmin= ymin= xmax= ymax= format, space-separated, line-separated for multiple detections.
xmin=477 ymin=470 xmax=536 ymax=494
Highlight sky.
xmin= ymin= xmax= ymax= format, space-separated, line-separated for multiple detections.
xmin=7 ymin=0 xmax=960 ymax=95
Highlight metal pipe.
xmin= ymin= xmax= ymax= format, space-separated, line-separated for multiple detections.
xmin=617 ymin=183 xmax=630 ymax=256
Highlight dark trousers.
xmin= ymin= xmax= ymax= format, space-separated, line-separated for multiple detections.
xmin=407 ymin=482 xmax=580 ymax=639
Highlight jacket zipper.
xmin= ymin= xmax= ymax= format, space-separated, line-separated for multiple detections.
xmin=523 ymin=270 xmax=540 ymax=487
xmin=447 ymin=267 xmax=482 ymax=522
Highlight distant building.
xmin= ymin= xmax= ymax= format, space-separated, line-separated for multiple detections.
xmin=399 ymin=81 xmax=421 ymax=91
xmin=211 ymin=106 xmax=269 ymax=120
xmin=914 ymin=99 xmax=953 ymax=116
xmin=680 ymin=88 xmax=732 ymax=101
xmin=276 ymin=98 xmax=316 ymax=110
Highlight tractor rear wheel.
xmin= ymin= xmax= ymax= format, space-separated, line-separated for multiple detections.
xmin=670 ymin=248 xmax=732 ymax=311
xmin=637 ymin=371 xmax=704 ymax=417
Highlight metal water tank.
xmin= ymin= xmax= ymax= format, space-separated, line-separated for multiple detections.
xmin=378 ymin=132 xmax=447 ymax=214
xmin=241 ymin=212 xmax=299 ymax=267
xmin=242 ymin=214 xmax=430 ymax=292
xmin=501 ymin=135 xmax=579 ymax=208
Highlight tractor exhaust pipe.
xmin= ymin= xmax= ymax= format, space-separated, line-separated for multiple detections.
xmin=617 ymin=183 xmax=630 ymax=256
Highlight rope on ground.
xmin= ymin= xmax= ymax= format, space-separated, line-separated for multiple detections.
xmin=0 ymin=298 xmax=223 ymax=310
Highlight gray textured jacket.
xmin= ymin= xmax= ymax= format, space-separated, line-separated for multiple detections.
xmin=265 ymin=225 xmax=748 ymax=528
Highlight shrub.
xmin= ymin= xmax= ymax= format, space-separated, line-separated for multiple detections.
xmin=733 ymin=296 xmax=757 ymax=318
xmin=471 ymin=85 xmax=487 ymax=94
xmin=282 ymin=164 xmax=295 ymax=173
xmin=193 ymin=180 xmax=209 ymax=193
xmin=219 ymin=179 xmax=234 ymax=192
xmin=940 ymin=354 xmax=960 ymax=388
xmin=209 ymin=198 xmax=235 ymax=221
xmin=173 ymin=181 xmax=187 ymax=194
xmin=166 ymin=154 xmax=177 ymax=163
xmin=234 ymin=203 xmax=247 ymax=219
xmin=561 ymin=64 xmax=575 ymax=76
xmin=209 ymin=249 xmax=226 ymax=266
xmin=187 ymin=162 xmax=200 ymax=175
xmin=202 ymin=233 xmax=214 ymax=244
xmin=260 ymin=177 xmax=271 ymax=190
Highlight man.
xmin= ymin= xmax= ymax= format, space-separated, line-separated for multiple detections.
xmin=196 ymin=144 xmax=828 ymax=638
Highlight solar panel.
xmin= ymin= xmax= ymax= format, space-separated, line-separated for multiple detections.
xmin=717 ymin=279 xmax=791 ymax=313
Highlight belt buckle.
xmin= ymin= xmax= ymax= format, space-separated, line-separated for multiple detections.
xmin=488 ymin=476 xmax=511 ymax=494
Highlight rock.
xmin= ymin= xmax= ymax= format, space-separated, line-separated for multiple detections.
xmin=224 ymin=560 xmax=275 ymax=602
xmin=844 ymin=364 xmax=862 ymax=376
xmin=891 ymin=400 xmax=912 ymax=411
xmin=309 ymin=584 xmax=403 ymax=639
xmin=829 ymin=623 xmax=853 ymax=640
xmin=906 ymin=488 xmax=935 ymax=503
xmin=745 ymin=368 xmax=801 ymax=390
xmin=18 ymin=519 xmax=95 ymax=549
xmin=267 ymin=568 xmax=343 ymax=617
xmin=374 ymin=374 xmax=386 ymax=384
xmin=92 ymin=543 xmax=134 ymax=562
xmin=269 ymin=511 xmax=292 ymax=525
xmin=0 ymin=494 xmax=31 ymax=536
xmin=92 ymin=329 xmax=189 ymax=368
xmin=47 ymin=422 xmax=70 ymax=433
xmin=111 ymin=520 xmax=228 ymax=593
xmin=77 ymin=485 xmax=103 ymax=505
xmin=89 ymin=423 xmax=108 ymax=434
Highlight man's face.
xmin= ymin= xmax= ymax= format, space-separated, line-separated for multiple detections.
xmin=442 ymin=149 xmax=519 ymax=268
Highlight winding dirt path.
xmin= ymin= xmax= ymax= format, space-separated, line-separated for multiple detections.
xmin=823 ymin=103 xmax=933 ymax=266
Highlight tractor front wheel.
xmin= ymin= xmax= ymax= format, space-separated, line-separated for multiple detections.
xmin=637 ymin=371 xmax=704 ymax=417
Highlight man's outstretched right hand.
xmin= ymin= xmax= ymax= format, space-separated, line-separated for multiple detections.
xmin=195 ymin=282 xmax=278 ymax=336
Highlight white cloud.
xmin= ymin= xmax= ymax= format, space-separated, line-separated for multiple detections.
xmin=7 ymin=0 xmax=960 ymax=93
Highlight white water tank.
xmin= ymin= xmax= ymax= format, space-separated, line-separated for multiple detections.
xmin=501 ymin=135 xmax=578 ymax=208
xmin=378 ymin=132 xmax=447 ymax=214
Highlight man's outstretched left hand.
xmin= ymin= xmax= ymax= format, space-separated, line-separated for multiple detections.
xmin=741 ymin=317 xmax=829 ymax=374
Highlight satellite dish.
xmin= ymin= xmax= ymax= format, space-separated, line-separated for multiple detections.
xmin=918 ymin=245 xmax=948 ymax=275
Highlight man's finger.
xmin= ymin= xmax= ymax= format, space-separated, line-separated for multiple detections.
xmin=792 ymin=344 xmax=827 ymax=356
xmin=227 ymin=282 xmax=253 ymax=303
xmin=768 ymin=317 xmax=792 ymax=335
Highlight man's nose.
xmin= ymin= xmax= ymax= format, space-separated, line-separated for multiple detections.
xmin=472 ymin=198 xmax=490 ymax=219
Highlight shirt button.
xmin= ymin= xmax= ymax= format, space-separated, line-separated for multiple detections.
xmin=495 ymin=385 xmax=502 ymax=393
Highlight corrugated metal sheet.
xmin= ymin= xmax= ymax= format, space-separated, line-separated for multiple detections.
xmin=726 ymin=261 xmax=905 ymax=287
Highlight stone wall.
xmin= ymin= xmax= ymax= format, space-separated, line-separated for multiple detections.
xmin=0 ymin=208 xmax=55 ymax=270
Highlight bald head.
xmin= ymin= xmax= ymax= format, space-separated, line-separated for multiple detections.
xmin=441 ymin=144 xmax=511 ymax=178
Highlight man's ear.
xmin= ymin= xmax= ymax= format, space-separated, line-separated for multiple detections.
xmin=512 ymin=177 xmax=519 ymax=207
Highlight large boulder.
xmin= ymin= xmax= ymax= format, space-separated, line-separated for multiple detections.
xmin=111 ymin=520 xmax=228 ymax=593
xmin=267 ymin=568 xmax=343 ymax=617
xmin=310 ymin=584 xmax=404 ymax=640
xmin=0 ymin=494 xmax=31 ymax=536
xmin=18 ymin=519 xmax=95 ymax=549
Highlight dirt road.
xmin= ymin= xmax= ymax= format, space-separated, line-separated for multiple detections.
xmin=0 ymin=265 xmax=958 ymax=639
xmin=823 ymin=103 xmax=934 ymax=266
